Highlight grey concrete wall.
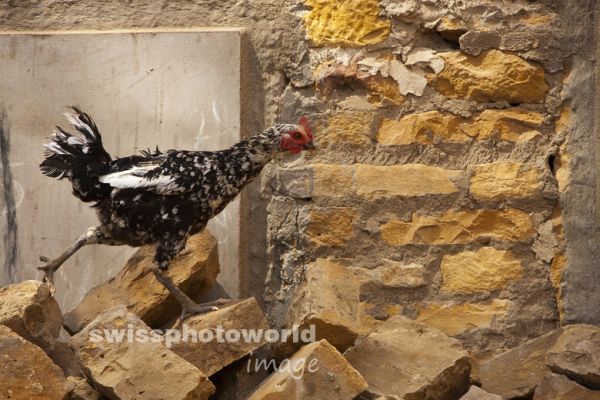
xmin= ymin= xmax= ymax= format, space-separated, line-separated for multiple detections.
xmin=0 ymin=30 xmax=246 ymax=311
xmin=0 ymin=0 xmax=305 ymax=310
xmin=560 ymin=0 xmax=600 ymax=324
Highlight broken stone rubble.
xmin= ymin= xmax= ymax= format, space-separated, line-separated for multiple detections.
xmin=4 ymin=274 xmax=600 ymax=400
xmin=0 ymin=255 xmax=469 ymax=400
xmin=64 ymin=230 xmax=220 ymax=332
xmin=344 ymin=315 xmax=472 ymax=400
xmin=209 ymin=354 xmax=272 ymax=400
xmin=68 ymin=376 xmax=101 ymax=400
xmin=0 ymin=279 xmax=63 ymax=351
xmin=169 ymin=297 xmax=269 ymax=376
xmin=480 ymin=328 xmax=563 ymax=399
xmin=70 ymin=305 xmax=216 ymax=400
xmin=349 ymin=260 xmax=426 ymax=290
xmin=0 ymin=232 xmax=359 ymax=399
xmin=480 ymin=324 xmax=600 ymax=398
xmin=459 ymin=386 xmax=502 ymax=400
xmin=283 ymin=258 xmax=362 ymax=352
xmin=533 ymin=373 xmax=600 ymax=400
xmin=4 ymin=233 xmax=600 ymax=400
xmin=0 ymin=324 xmax=72 ymax=400
xmin=247 ymin=339 xmax=368 ymax=400
xmin=546 ymin=324 xmax=600 ymax=390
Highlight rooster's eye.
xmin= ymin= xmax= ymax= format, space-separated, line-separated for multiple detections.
xmin=293 ymin=132 xmax=303 ymax=140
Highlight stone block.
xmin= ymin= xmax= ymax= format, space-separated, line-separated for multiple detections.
xmin=351 ymin=261 xmax=426 ymax=289
xmin=433 ymin=50 xmax=548 ymax=103
xmin=354 ymin=164 xmax=460 ymax=199
xmin=304 ymin=0 xmax=391 ymax=47
xmin=279 ymin=163 xmax=462 ymax=201
xmin=344 ymin=316 xmax=471 ymax=399
xmin=0 ymin=280 xmax=63 ymax=351
xmin=470 ymin=109 xmax=545 ymax=141
xmin=469 ymin=162 xmax=543 ymax=201
xmin=546 ymin=324 xmax=600 ymax=389
xmin=459 ymin=31 xmax=502 ymax=56
xmin=68 ymin=376 xmax=101 ymax=400
xmin=319 ymin=111 xmax=372 ymax=146
xmin=274 ymin=167 xmax=314 ymax=199
xmin=0 ymin=324 xmax=72 ymax=400
xmin=377 ymin=109 xmax=544 ymax=145
xmin=65 ymin=230 xmax=219 ymax=332
xmin=381 ymin=209 xmax=534 ymax=246
xmin=312 ymin=164 xmax=354 ymax=198
xmin=460 ymin=386 xmax=503 ymax=400
xmin=441 ymin=247 xmax=523 ymax=294
xmin=533 ymin=373 xmax=600 ymax=400
xmin=302 ymin=207 xmax=358 ymax=247
xmin=247 ymin=339 xmax=368 ymax=400
xmin=417 ymin=299 xmax=511 ymax=336
xmin=70 ymin=305 xmax=215 ymax=400
xmin=170 ymin=298 xmax=269 ymax=376
xmin=285 ymin=259 xmax=361 ymax=351
xmin=377 ymin=111 xmax=463 ymax=145
xmin=480 ymin=328 xmax=563 ymax=399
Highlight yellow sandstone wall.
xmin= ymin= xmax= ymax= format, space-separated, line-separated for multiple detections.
xmin=266 ymin=0 xmax=599 ymax=358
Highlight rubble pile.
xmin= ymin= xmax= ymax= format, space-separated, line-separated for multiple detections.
xmin=1 ymin=232 xmax=600 ymax=400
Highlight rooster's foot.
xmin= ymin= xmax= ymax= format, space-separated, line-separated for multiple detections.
xmin=37 ymin=256 xmax=59 ymax=293
xmin=180 ymin=298 xmax=232 ymax=321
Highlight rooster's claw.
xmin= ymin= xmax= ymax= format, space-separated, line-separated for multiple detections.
xmin=37 ymin=263 xmax=59 ymax=294
xmin=179 ymin=298 xmax=232 ymax=321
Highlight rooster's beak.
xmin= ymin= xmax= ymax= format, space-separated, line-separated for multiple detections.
xmin=303 ymin=142 xmax=316 ymax=151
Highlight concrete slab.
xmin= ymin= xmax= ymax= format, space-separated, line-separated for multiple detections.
xmin=0 ymin=29 xmax=246 ymax=311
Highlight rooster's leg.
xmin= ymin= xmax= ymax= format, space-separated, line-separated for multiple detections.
xmin=152 ymin=267 xmax=224 ymax=320
xmin=37 ymin=227 xmax=102 ymax=291
xmin=153 ymin=238 xmax=231 ymax=320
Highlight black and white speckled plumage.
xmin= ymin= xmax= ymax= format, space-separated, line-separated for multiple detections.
xmin=40 ymin=107 xmax=313 ymax=271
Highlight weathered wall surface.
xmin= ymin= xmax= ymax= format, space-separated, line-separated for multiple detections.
xmin=1 ymin=0 xmax=598 ymax=359
xmin=0 ymin=0 xmax=301 ymax=307
xmin=263 ymin=0 xmax=600 ymax=359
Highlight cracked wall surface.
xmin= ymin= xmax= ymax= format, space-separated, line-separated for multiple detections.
xmin=1 ymin=0 xmax=599 ymax=358
xmin=267 ymin=0 xmax=600 ymax=359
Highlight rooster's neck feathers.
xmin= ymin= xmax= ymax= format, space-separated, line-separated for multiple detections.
xmin=230 ymin=124 xmax=294 ymax=156
xmin=96 ymin=125 xmax=293 ymax=199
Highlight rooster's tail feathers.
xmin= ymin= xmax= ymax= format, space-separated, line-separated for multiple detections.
xmin=63 ymin=106 xmax=101 ymax=144
xmin=40 ymin=107 xmax=111 ymax=180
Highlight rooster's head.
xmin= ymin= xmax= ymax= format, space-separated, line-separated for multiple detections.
xmin=277 ymin=116 xmax=315 ymax=154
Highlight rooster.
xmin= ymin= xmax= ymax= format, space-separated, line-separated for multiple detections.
xmin=39 ymin=107 xmax=314 ymax=318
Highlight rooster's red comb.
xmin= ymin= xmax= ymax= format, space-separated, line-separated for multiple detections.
xmin=299 ymin=115 xmax=313 ymax=140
